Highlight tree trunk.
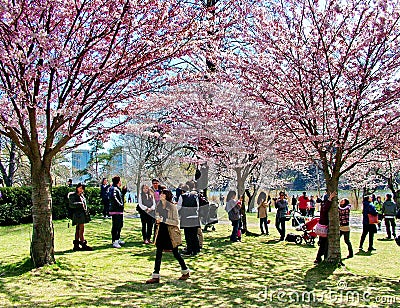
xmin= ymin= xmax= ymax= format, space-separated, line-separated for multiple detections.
xmin=30 ymin=161 xmax=55 ymax=267
xmin=326 ymin=177 xmax=341 ymax=263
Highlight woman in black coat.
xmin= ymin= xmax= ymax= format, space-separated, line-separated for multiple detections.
xmin=68 ymin=183 xmax=92 ymax=251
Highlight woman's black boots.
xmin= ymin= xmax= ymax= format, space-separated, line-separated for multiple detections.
xmin=80 ymin=240 xmax=93 ymax=251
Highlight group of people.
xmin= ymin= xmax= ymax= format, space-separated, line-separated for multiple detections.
xmin=291 ymin=191 xmax=319 ymax=217
xmin=68 ymin=176 xmax=127 ymax=251
xmin=68 ymin=176 xmax=212 ymax=283
xmin=224 ymin=188 xmax=399 ymax=265
xmin=69 ymin=178 xmax=399 ymax=281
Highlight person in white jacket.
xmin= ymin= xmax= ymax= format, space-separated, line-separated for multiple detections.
xmin=138 ymin=184 xmax=156 ymax=244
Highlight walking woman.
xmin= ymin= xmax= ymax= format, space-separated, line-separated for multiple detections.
xmin=359 ymin=195 xmax=378 ymax=252
xmin=138 ymin=184 xmax=156 ymax=244
xmin=146 ymin=189 xmax=189 ymax=284
xmin=68 ymin=183 xmax=92 ymax=251
xmin=225 ymin=190 xmax=242 ymax=242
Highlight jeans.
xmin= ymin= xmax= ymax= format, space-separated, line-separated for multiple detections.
xmin=384 ymin=218 xmax=396 ymax=238
xmin=102 ymin=199 xmax=109 ymax=217
xmin=154 ymin=246 xmax=187 ymax=274
xmin=275 ymin=217 xmax=286 ymax=240
xmin=230 ymin=219 xmax=240 ymax=242
xmin=340 ymin=230 xmax=353 ymax=256
xmin=359 ymin=224 xmax=376 ymax=250
xmin=111 ymin=214 xmax=123 ymax=242
xmin=260 ymin=218 xmax=269 ymax=234
xmin=140 ymin=214 xmax=155 ymax=241
xmin=184 ymin=227 xmax=200 ymax=254
xmin=316 ymin=237 xmax=328 ymax=261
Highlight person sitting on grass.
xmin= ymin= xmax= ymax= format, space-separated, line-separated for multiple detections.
xmin=146 ymin=189 xmax=190 ymax=284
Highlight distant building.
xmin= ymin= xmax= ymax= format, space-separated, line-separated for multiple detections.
xmin=72 ymin=149 xmax=90 ymax=171
xmin=111 ymin=151 xmax=126 ymax=175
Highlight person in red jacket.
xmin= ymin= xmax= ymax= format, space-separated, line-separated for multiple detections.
xmin=298 ymin=191 xmax=309 ymax=216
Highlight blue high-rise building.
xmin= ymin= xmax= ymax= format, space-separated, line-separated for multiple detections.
xmin=72 ymin=149 xmax=90 ymax=171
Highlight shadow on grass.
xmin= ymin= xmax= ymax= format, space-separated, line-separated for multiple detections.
xmin=355 ymin=250 xmax=372 ymax=256
xmin=304 ymin=262 xmax=336 ymax=290
xmin=0 ymin=257 xmax=33 ymax=278
xmin=265 ymin=239 xmax=281 ymax=244
xmin=377 ymin=238 xmax=394 ymax=242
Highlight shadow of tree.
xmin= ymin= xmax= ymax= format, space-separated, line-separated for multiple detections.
xmin=304 ymin=262 xmax=337 ymax=290
xmin=0 ymin=258 xmax=33 ymax=278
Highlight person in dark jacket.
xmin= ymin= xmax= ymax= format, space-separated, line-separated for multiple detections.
xmin=359 ymin=195 xmax=378 ymax=252
xmin=314 ymin=191 xmax=336 ymax=264
xmin=109 ymin=176 xmax=126 ymax=248
xmin=68 ymin=183 xmax=92 ymax=251
xmin=225 ymin=190 xmax=241 ymax=242
xmin=275 ymin=191 xmax=288 ymax=241
xmin=382 ymin=194 xmax=398 ymax=239
xmin=100 ymin=178 xmax=110 ymax=218
xmin=146 ymin=189 xmax=189 ymax=284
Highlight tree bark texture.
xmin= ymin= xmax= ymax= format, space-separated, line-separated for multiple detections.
xmin=326 ymin=177 xmax=341 ymax=263
xmin=30 ymin=162 xmax=55 ymax=267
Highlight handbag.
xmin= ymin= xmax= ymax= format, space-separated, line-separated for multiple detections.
xmin=368 ymin=213 xmax=378 ymax=224
xmin=314 ymin=223 xmax=328 ymax=237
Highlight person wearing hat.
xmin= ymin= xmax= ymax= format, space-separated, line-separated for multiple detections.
xmin=68 ymin=183 xmax=92 ymax=251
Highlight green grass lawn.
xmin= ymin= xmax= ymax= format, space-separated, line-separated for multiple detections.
xmin=1 ymin=207 xmax=399 ymax=307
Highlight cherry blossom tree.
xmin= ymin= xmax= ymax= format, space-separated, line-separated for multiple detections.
xmin=230 ymin=0 xmax=400 ymax=263
xmin=150 ymin=81 xmax=277 ymax=231
xmin=0 ymin=0 xmax=206 ymax=267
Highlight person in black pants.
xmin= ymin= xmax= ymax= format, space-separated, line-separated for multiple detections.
xmin=137 ymin=184 xmax=156 ymax=244
xmin=177 ymin=184 xmax=200 ymax=256
xmin=338 ymin=198 xmax=353 ymax=258
xmin=275 ymin=192 xmax=288 ymax=241
xmin=109 ymin=176 xmax=126 ymax=248
xmin=146 ymin=189 xmax=189 ymax=284
xmin=100 ymin=178 xmax=110 ymax=218
xmin=359 ymin=195 xmax=378 ymax=251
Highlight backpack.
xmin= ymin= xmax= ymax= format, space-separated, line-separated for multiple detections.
xmin=285 ymin=233 xmax=297 ymax=242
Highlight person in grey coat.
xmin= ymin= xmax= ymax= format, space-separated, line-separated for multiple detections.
xmin=382 ymin=194 xmax=399 ymax=239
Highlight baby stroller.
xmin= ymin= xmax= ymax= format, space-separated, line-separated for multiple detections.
xmin=294 ymin=217 xmax=320 ymax=246
xmin=200 ymin=202 xmax=219 ymax=231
